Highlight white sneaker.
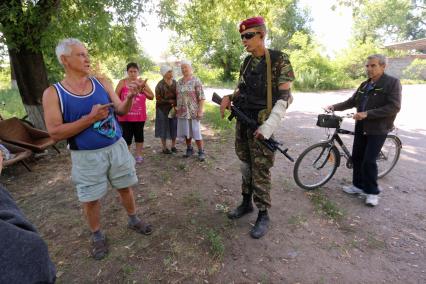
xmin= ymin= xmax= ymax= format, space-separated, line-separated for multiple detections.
xmin=342 ymin=185 xmax=364 ymax=194
xmin=365 ymin=194 xmax=379 ymax=206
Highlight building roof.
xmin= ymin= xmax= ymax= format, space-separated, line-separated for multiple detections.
xmin=385 ymin=38 xmax=426 ymax=50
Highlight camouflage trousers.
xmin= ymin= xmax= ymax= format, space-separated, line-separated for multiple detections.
xmin=235 ymin=121 xmax=275 ymax=210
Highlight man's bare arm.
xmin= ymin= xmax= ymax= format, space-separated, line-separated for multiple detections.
xmin=42 ymin=86 xmax=109 ymax=142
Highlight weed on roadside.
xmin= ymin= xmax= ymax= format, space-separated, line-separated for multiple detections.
xmin=288 ymin=214 xmax=308 ymax=228
xmin=205 ymin=229 xmax=224 ymax=259
xmin=366 ymin=233 xmax=387 ymax=250
xmin=203 ymin=103 xmax=235 ymax=131
xmin=307 ymin=191 xmax=345 ymax=221
xmin=182 ymin=191 xmax=203 ymax=208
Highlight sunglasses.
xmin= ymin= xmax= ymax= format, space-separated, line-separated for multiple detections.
xmin=240 ymin=32 xmax=261 ymax=40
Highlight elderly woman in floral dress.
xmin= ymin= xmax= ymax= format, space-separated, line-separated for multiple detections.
xmin=175 ymin=61 xmax=206 ymax=161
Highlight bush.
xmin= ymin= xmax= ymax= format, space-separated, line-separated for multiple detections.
xmin=403 ymin=59 xmax=426 ymax=80
xmin=334 ymin=39 xmax=384 ymax=79
xmin=287 ymin=32 xmax=352 ymax=91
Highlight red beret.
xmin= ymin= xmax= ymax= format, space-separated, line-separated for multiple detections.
xmin=239 ymin=16 xmax=265 ymax=33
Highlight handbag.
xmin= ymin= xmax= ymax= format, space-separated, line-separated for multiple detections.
xmin=316 ymin=114 xmax=342 ymax=128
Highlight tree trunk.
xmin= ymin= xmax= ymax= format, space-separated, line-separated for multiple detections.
xmin=9 ymin=55 xmax=17 ymax=89
xmin=222 ymin=60 xmax=233 ymax=81
xmin=8 ymin=47 xmax=49 ymax=130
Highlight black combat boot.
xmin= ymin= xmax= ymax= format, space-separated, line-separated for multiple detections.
xmin=227 ymin=194 xmax=254 ymax=219
xmin=250 ymin=210 xmax=270 ymax=239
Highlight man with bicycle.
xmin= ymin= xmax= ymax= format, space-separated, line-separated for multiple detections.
xmin=327 ymin=54 xmax=401 ymax=206
xmin=220 ymin=17 xmax=295 ymax=238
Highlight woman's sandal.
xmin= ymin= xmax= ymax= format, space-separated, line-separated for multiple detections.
xmin=128 ymin=220 xmax=153 ymax=235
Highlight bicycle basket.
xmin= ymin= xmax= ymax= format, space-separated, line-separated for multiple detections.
xmin=316 ymin=114 xmax=342 ymax=128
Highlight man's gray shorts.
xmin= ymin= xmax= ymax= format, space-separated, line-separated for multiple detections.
xmin=70 ymin=138 xmax=138 ymax=202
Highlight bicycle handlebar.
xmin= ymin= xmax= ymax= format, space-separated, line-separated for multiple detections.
xmin=324 ymin=110 xmax=354 ymax=119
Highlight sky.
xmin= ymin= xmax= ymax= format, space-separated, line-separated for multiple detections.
xmin=137 ymin=0 xmax=353 ymax=62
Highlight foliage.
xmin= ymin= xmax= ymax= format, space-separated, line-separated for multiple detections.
xmin=334 ymin=0 xmax=426 ymax=42
xmin=287 ymin=32 xmax=351 ymax=90
xmin=403 ymin=59 xmax=426 ymax=80
xmin=0 ymin=0 xmax=153 ymax=83
xmin=333 ymin=38 xmax=384 ymax=79
xmin=158 ymin=0 xmax=311 ymax=81
xmin=39 ymin=0 xmax=153 ymax=82
xmin=269 ymin=2 xmax=312 ymax=50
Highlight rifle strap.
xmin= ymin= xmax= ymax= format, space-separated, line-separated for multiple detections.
xmin=265 ymin=48 xmax=272 ymax=114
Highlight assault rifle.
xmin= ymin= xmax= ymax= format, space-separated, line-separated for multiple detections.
xmin=212 ymin=92 xmax=294 ymax=162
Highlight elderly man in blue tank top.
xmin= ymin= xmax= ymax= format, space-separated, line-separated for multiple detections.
xmin=43 ymin=38 xmax=152 ymax=260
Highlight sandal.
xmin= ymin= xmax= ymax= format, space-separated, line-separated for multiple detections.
xmin=128 ymin=220 xmax=153 ymax=235
xmin=135 ymin=156 xmax=144 ymax=163
xmin=91 ymin=237 xmax=108 ymax=260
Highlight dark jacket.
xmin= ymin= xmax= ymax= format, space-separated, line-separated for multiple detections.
xmin=333 ymin=73 xmax=402 ymax=135
xmin=0 ymin=185 xmax=56 ymax=284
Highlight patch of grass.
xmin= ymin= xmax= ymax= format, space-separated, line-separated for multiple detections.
xmin=177 ymin=162 xmax=187 ymax=171
xmin=182 ymin=191 xmax=203 ymax=207
xmin=160 ymin=172 xmax=171 ymax=184
xmin=203 ymin=102 xmax=235 ymax=131
xmin=121 ymin=264 xmax=136 ymax=275
xmin=366 ymin=233 xmax=386 ymax=250
xmin=205 ymin=229 xmax=224 ymax=259
xmin=259 ymin=273 xmax=270 ymax=284
xmin=0 ymin=88 xmax=26 ymax=118
xmin=288 ymin=214 xmax=308 ymax=227
xmin=148 ymin=191 xmax=158 ymax=201
xmin=316 ymin=276 xmax=327 ymax=284
xmin=307 ymin=191 xmax=345 ymax=221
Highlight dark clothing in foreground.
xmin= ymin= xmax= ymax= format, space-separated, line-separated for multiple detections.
xmin=332 ymin=73 xmax=402 ymax=195
xmin=0 ymin=185 xmax=56 ymax=284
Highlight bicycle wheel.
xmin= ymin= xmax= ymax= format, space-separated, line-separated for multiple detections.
xmin=377 ymin=134 xmax=401 ymax=178
xmin=293 ymin=142 xmax=340 ymax=190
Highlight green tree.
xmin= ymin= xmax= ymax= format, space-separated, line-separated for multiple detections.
xmin=334 ymin=0 xmax=425 ymax=43
xmin=0 ymin=0 xmax=149 ymax=129
xmin=158 ymin=0 xmax=311 ymax=82
xmin=269 ymin=2 xmax=312 ymax=50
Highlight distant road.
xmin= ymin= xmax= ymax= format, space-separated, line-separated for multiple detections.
xmin=205 ymin=84 xmax=426 ymax=134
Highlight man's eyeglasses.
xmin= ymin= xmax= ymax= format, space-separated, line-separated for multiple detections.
xmin=241 ymin=32 xmax=261 ymax=40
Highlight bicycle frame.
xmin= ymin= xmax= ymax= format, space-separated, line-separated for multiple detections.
xmin=319 ymin=127 xmax=354 ymax=169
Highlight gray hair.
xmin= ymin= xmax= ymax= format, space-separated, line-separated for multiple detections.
xmin=55 ymin=38 xmax=84 ymax=65
xmin=180 ymin=60 xmax=192 ymax=68
xmin=367 ymin=54 xmax=387 ymax=66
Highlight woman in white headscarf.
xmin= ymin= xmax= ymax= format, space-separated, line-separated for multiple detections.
xmin=175 ymin=60 xmax=206 ymax=161
xmin=154 ymin=65 xmax=178 ymax=154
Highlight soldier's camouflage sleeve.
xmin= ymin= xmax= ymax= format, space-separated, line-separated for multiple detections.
xmin=277 ymin=53 xmax=295 ymax=84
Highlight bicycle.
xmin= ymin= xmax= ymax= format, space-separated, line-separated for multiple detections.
xmin=293 ymin=112 xmax=402 ymax=190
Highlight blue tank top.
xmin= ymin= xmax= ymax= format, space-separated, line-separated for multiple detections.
xmin=53 ymin=77 xmax=122 ymax=150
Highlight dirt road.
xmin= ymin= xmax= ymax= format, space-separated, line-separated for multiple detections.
xmin=1 ymin=85 xmax=425 ymax=283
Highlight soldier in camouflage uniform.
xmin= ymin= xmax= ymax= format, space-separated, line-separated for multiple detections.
xmin=220 ymin=17 xmax=295 ymax=239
